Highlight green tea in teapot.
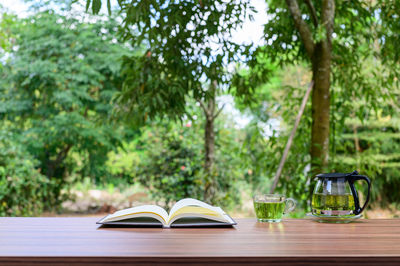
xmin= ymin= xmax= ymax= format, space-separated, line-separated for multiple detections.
xmin=312 ymin=193 xmax=355 ymax=214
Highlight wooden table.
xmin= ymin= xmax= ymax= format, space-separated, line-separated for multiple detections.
xmin=1 ymin=218 xmax=400 ymax=265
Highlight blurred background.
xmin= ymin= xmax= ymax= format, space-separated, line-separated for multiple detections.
xmin=0 ymin=0 xmax=399 ymax=218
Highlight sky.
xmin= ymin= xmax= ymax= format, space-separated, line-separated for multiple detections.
xmin=0 ymin=0 xmax=273 ymax=132
xmin=0 ymin=0 xmax=29 ymax=16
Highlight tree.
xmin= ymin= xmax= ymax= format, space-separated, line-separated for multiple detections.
xmin=237 ymin=63 xmax=314 ymax=207
xmin=85 ymin=0 xmax=259 ymax=201
xmin=377 ymin=0 xmax=400 ymax=65
xmin=232 ymin=1 xmax=400 ymax=204
xmin=0 ymin=127 xmax=57 ymax=216
xmin=0 ymin=11 xmax=130 ymax=201
xmin=334 ymin=110 xmax=400 ymax=206
xmin=135 ymin=108 xmax=244 ymax=208
xmin=261 ymin=0 xmax=398 ymax=175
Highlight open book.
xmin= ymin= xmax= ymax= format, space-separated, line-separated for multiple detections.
xmin=97 ymin=198 xmax=236 ymax=228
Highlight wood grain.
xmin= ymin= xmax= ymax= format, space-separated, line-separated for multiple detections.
xmin=1 ymin=218 xmax=400 ymax=265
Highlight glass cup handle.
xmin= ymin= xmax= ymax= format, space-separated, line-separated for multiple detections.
xmin=284 ymin=198 xmax=296 ymax=214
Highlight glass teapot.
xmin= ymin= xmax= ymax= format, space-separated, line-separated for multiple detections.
xmin=311 ymin=171 xmax=371 ymax=216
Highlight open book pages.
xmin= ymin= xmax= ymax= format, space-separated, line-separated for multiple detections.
xmin=97 ymin=198 xmax=236 ymax=228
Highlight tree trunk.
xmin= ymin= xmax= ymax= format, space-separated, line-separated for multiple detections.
xmin=200 ymin=82 xmax=219 ymax=202
xmin=203 ymin=93 xmax=215 ymax=202
xmin=204 ymin=107 xmax=215 ymax=174
xmin=285 ymin=0 xmax=335 ymax=176
xmin=45 ymin=144 xmax=72 ymax=179
xmin=311 ymin=43 xmax=331 ymax=175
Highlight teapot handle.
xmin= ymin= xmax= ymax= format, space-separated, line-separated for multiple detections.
xmin=347 ymin=175 xmax=371 ymax=215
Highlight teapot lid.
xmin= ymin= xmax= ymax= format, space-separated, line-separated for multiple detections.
xmin=316 ymin=171 xmax=359 ymax=178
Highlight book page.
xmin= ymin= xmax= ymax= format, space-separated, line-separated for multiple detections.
xmin=101 ymin=205 xmax=169 ymax=225
xmin=169 ymin=198 xmax=224 ymax=216
xmin=168 ymin=206 xmax=228 ymax=225
xmin=168 ymin=198 xmax=228 ymax=225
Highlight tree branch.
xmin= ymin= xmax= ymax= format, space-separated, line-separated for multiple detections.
xmin=270 ymin=81 xmax=313 ymax=193
xmin=213 ymin=104 xmax=225 ymax=119
xmin=304 ymin=0 xmax=318 ymax=27
xmin=285 ymin=0 xmax=315 ymax=58
xmin=54 ymin=144 xmax=72 ymax=166
xmin=209 ymin=80 xmax=217 ymax=116
xmin=199 ymin=100 xmax=210 ymax=117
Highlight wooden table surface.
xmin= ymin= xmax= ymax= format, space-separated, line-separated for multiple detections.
xmin=1 ymin=217 xmax=400 ymax=265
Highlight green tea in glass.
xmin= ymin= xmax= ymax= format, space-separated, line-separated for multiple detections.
xmin=253 ymin=194 xmax=296 ymax=223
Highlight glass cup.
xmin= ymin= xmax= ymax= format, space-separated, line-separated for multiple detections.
xmin=253 ymin=194 xmax=296 ymax=223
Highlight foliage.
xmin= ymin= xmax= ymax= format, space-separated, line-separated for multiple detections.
xmin=0 ymin=12 xmax=18 ymax=54
xmin=261 ymin=0 xmax=386 ymax=99
xmin=1 ymin=0 xmax=400 ymax=217
xmin=87 ymin=0 xmax=256 ymax=121
xmin=377 ymin=0 xmax=400 ymax=66
xmin=235 ymin=0 xmax=400 ymax=194
xmin=135 ymin=113 xmax=243 ymax=209
xmin=247 ymin=0 xmax=398 ymax=174
xmin=105 ymin=141 xmax=141 ymax=184
xmin=85 ymin=0 xmax=264 ymax=202
xmin=233 ymin=54 xmax=278 ymax=117
xmin=240 ymin=59 xmax=400 ymax=210
xmin=238 ymin=65 xmax=313 ymax=209
xmin=0 ymin=128 xmax=59 ymax=216
xmin=136 ymin=122 xmax=204 ymax=208
xmin=0 ymin=11 xmax=132 ymax=208
xmin=333 ymin=99 xmax=400 ymax=206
